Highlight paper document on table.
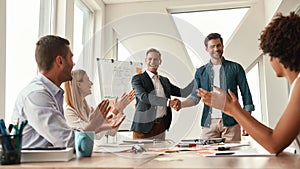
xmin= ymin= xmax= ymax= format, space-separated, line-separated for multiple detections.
xmin=181 ymin=138 xmax=225 ymax=144
xmin=94 ymin=145 xmax=133 ymax=153
xmin=216 ymin=143 xmax=249 ymax=148
xmin=203 ymin=148 xmax=276 ymax=157
xmin=122 ymin=139 xmax=154 ymax=143
xmin=94 ymin=143 xmax=145 ymax=153
xmin=213 ymin=143 xmax=249 ymax=150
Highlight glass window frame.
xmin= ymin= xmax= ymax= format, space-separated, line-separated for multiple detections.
xmin=5 ymin=0 xmax=52 ymax=123
xmin=73 ymin=0 xmax=94 ymax=65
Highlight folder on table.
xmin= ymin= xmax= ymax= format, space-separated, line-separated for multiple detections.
xmin=21 ymin=147 xmax=74 ymax=162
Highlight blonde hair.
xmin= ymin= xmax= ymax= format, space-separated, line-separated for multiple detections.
xmin=64 ymin=69 xmax=91 ymax=122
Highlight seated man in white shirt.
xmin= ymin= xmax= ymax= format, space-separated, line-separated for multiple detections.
xmin=12 ymin=35 xmax=124 ymax=148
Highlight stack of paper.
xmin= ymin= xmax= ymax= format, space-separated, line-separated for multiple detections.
xmin=21 ymin=147 xmax=74 ymax=162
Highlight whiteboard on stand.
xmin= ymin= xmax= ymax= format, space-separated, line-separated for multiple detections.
xmin=96 ymin=58 xmax=143 ymax=131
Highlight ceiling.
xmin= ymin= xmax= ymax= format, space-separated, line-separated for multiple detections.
xmin=102 ymin=0 xmax=256 ymax=5
xmin=102 ymin=0 xmax=161 ymax=5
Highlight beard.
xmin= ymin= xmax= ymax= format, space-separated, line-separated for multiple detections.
xmin=62 ymin=67 xmax=73 ymax=83
xmin=211 ymin=50 xmax=223 ymax=59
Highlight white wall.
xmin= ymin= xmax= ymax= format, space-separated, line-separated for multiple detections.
xmin=0 ymin=0 xmax=6 ymax=119
xmin=261 ymin=56 xmax=289 ymax=127
xmin=263 ymin=0 xmax=282 ymax=23
xmin=259 ymin=0 xmax=300 ymax=128
xmin=276 ymin=0 xmax=300 ymax=15
xmin=224 ymin=0 xmax=265 ymax=69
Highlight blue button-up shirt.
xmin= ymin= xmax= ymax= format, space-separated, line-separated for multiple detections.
xmin=12 ymin=73 xmax=74 ymax=148
xmin=189 ymin=58 xmax=255 ymax=127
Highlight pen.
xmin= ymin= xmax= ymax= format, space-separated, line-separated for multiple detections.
xmin=8 ymin=124 xmax=14 ymax=133
xmin=16 ymin=120 xmax=28 ymax=150
xmin=215 ymin=152 xmax=235 ymax=155
xmin=0 ymin=119 xmax=8 ymax=135
xmin=177 ymin=143 xmax=197 ymax=147
xmin=181 ymin=139 xmax=200 ymax=142
xmin=0 ymin=119 xmax=14 ymax=150
xmin=217 ymin=143 xmax=249 ymax=151
xmin=19 ymin=120 xmax=28 ymax=135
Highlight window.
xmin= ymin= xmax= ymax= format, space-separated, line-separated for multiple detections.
xmin=73 ymin=0 xmax=93 ymax=65
xmin=172 ymin=8 xmax=249 ymax=68
xmin=117 ymin=39 xmax=131 ymax=61
xmin=245 ymin=63 xmax=262 ymax=122
xmin=39 ymin=0 xmax=54 ymax=35
xmin=5 ymin=0 xmax=41 ymax=123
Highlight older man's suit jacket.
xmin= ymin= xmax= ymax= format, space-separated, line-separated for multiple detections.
xmin=130 ymin=71 xmax=194 ymax=134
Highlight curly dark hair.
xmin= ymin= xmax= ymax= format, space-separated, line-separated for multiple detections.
xmin=259 ymin=12 xmax=300 ymax=72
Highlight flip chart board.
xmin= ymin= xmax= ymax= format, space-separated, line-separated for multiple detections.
xmin=97 ymin=58 xmax=143 ymax=130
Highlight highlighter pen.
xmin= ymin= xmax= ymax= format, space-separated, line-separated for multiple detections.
xmin=177 ymin=143 xmax=197 ymax=147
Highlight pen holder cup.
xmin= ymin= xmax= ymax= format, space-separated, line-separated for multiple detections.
xmin=0 ymin=135 xmax=22 ymax=165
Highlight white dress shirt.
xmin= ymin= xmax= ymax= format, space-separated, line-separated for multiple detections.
xmin=146 ymin=70 xmax=167 ymax=119
xmin=12 ymin=73 xmax=74 ymax=148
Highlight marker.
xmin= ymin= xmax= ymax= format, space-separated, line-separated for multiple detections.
xmin=181 ymin=139 xmax=200 ymax=142
xmin=19 ymin=120 xmax=28 ymax=135
xmin=215 ymin=152 xmax=235 ymax=155
xmin=8 ymin=124 xmax=14 ymax=133
xmin=177 ymin=143 xmax=197 ymax=147
xmin=0 ymin=119 xmax=14 ymax=150
xmin=217 ymin=143 xmax=249 ymax=151
xmin=217 ymin=147 xmax=231 ymax=151
xmin=0 ymin=119 xmax=8 ymax=135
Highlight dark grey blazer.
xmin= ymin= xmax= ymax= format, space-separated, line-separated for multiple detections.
xmin=130 ymin=71 xmax=194 ymax=133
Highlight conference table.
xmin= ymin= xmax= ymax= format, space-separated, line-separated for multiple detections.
xmin=0 ymin=141 xmax=299 ymax=169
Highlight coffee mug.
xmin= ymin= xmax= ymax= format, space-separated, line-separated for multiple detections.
xmin=74 ymin=131 xmax=94 ymax=158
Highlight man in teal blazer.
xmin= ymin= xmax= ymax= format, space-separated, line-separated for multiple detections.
xmin=131 ymin=48 xmax=194 ymax=140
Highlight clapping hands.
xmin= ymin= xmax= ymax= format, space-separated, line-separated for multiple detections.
xmin=85 ymin=90 xmax=135 ymax=133
xmin=111 ymin=90 xmax=135 ymax=115
xmin=85 ymin=100 xmax=125 ymax=133
xmin=197 ymin=86 xmax=243 ymax=117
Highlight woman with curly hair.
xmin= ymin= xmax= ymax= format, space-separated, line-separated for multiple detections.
xmin=198 ymin=12 xmax=300 ymax=154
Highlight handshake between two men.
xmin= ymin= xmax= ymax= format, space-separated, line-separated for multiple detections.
xmin=169 ymin=98 xmax=182 ymax=111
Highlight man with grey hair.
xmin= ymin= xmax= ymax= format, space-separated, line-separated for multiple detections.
xmin=131 ymin=48 xmax=194 ymax=140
